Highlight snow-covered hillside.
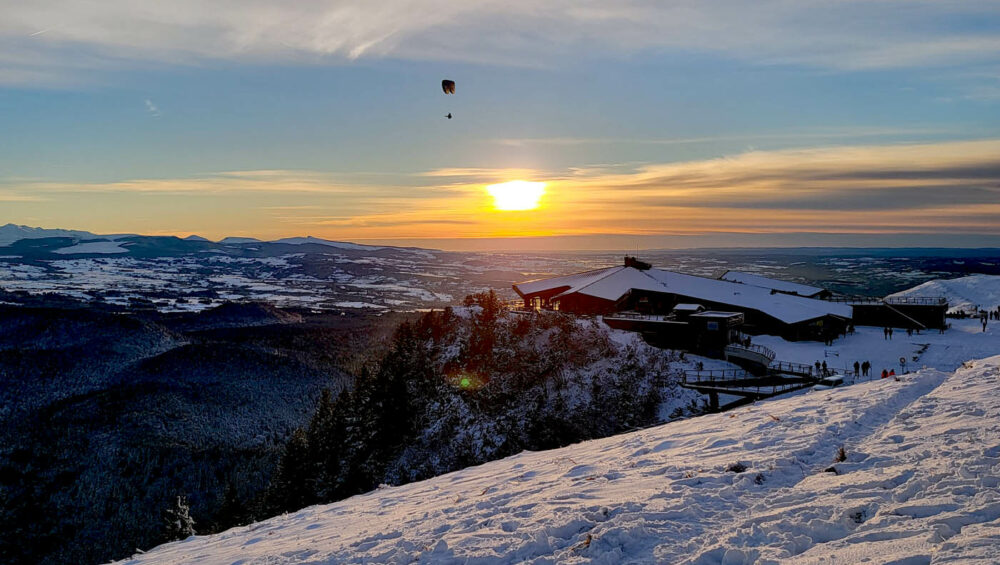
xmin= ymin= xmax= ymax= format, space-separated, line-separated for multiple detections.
xmin=120 ymin=355 xmax=1000 ymax=564
xmin=0 ymin=223 xmax=96 ymax=245
xmin=889 ymin=274 xmax=1000 ymax=314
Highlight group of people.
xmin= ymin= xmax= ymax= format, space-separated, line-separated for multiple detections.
xmin=981 ymin=309 xmax=998 ymax=332
xmin=853 ymin=360 xmax=899 ymax=379
xmin=884 ymin=326 xmax=925 ymax=339
xmin=813 ymin=359 xmax=901 ymax=379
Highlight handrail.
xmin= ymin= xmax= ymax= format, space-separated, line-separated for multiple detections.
xmin=768 ymin=360 xmax=816 ymax=376
xmin=604 ymin=311 xmax=676 ymax=322
xmin=681 ymin=368 xmax=750 ymax=384
xmin=725 ymin=343 xmax=776 ymax=363
xmin=824 ymin=295 xmax=947 ymax=306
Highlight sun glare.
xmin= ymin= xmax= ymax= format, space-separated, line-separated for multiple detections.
xmin=485 ymin=180 xmax=546 ymax=211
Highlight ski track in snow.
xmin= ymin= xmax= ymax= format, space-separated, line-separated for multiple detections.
xmin=119 ymin=356 xmax=1000 ymax=565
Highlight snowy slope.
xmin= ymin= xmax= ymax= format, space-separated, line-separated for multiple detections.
xmin=271 ymin=236 xmax=385 ymax=251
xmin=889 ymin=274 xmax=1000 ymax=314
xmin=52 ymin=241 xmax=129 ymax=254
xmin=0 ymin=223 xmax=96 ymax=245
xmin=119 ymin=357 xmax=1000 ymax=565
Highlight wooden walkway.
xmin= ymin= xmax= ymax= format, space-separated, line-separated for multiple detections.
xmin=680 ymin=358 xmax=849 ymax=410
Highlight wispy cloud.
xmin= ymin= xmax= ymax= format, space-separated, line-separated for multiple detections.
xmin=144 ymin=98 xmax=161 ymax=117
xmin=5 ymin=139 xmax=1000 ymax=239
xmin=0 ymin=192 xmax=47 ymax=202
xmin=495 ymin=126 xmax=962 ymax=148
xmin=1 ymin=1 xmax=999 ymax=85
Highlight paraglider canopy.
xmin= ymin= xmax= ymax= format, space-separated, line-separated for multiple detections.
xmin=442 ymin=79 xmax=455 ymax=94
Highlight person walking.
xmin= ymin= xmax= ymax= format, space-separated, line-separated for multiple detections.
xmin=888 ymin=327 xmax=894 ymax=340
xmin=822 ymin=360 xmax=828 ymax=376
xmin=862 ymin=360 xmax=870 ymax=377
xmin=815 ymin=360 xmax=821 ymax=376
xmin=853 ymin=361 xmax=860 ymax=376
xmin=883 ymin=327 xmax=889 ymax=340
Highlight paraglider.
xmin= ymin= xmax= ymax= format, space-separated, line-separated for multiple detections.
xmin=441 ymin=79 xmax=455 ymax=119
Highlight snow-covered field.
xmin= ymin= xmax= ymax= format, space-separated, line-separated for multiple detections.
xmin=119 ymin=356 xmax=1000 ymax=564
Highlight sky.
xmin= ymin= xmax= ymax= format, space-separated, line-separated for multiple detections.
xmin=1 ymin=1 xmax=999 ymax=250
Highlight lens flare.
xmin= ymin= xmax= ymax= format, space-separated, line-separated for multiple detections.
xmin=485 ymin=180 xmax=546 ymax=211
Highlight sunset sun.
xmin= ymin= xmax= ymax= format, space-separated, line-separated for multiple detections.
xmin=485 ymin=180 xmax=546 ymax=211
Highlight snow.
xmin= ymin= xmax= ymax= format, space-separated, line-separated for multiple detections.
xmin=756 ymin=318 xmax=998 ymax=376
xmin=642 ymin=269 xmax=852 ymax=325
xmin=51 ymin=241 xmax=129 ymax=254
xmin=721 ymin=270 xmax=826 ymax=298
xmin=332 ymin=301 xmax=389 ymax=309
xmin=889 ymin=275 xmax=1000 ymax=314
xmin=119 ymin=355 xmax=1000 ymax=565
xmin=115 ymin=276 xmax=1000 ymax=565
xmin=0 ymin=223 xmax=96 ymax=246
xmin=513 ymin=265 xmax=626 ymax=297
xmin=516 ymin=266 xmax=851 ymax=325
xmin=219 ymin=236 xmax=261 ymax=244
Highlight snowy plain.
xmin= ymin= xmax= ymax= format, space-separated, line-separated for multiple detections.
xmin=119 ymin=276 xmax=1000 ymax=565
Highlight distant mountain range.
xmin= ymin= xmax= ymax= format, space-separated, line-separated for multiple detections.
xmin=0 ymin=223 xmax=395 ymax=254
xmin=0 ymin=223 xmax=100 ymax=246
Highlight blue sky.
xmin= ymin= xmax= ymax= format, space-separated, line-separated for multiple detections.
xmin=1 ymin=1 xmax=999 ymax=248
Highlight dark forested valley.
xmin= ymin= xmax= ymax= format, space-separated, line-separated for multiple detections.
xmin=0 ymin=293 xmax=692 ymax=564
xmin=0 ymin=301 xmax=397 ymax=564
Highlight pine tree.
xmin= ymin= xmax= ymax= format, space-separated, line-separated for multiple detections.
xmin=267 ymin=428 xmax=314 ymax=514
xmin=163 ymin=495 xmax=196 ymax=542
xmin=307 ymin=388 xmax=349 ymax=501
xmin=215 ymin=481 xmax=249 ymax=531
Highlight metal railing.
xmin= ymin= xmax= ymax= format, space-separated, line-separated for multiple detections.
xmin=824 ymin=295 xmax=947 ymax=306
xmin=725 ymin=343 xmax=776 ymax=364
xmin=681 ymin=368 xmax=751 ymax=383
xmin=604 ymin=311 xmax=675 ymax=322
xmin=768 ymin=360 xmax=817 ymax=377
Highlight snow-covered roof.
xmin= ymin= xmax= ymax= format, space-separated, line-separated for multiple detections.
xmin=514 ymin=266 xmax=626 ymax=299
xmin=691 ymin=311 xmax=742 ymax=319
xmin=720 ymin=270 xmax=826 ymax=297
xmin=641 ymin=269 xmax=850 ymax=324
xmin=515 ymin=266 xmax=851 ymax=324
xmin=672 ymin=303 xmax=705 ymax=312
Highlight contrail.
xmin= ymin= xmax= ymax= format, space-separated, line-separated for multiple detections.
xmin=29 ymin=24 xmax=64 ymax=37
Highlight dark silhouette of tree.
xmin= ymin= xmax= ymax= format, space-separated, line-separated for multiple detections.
xmin=163 ymin=495 xmax=196 ymax=542
xmin=266 ymin=429 xmax=313 ymax=514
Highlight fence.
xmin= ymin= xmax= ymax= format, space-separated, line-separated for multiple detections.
xmin=824 ymin=295 xmax=946 ymax=306
xmin=724 ymin=343 xmax=776 ymax=365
